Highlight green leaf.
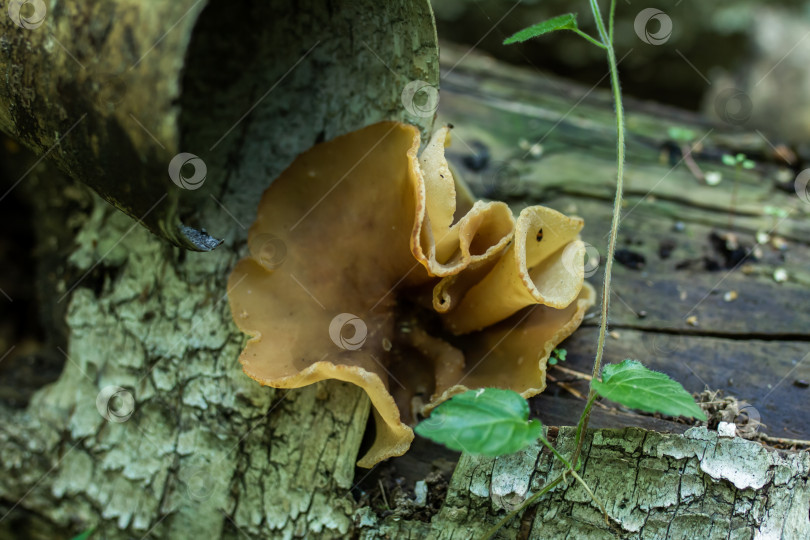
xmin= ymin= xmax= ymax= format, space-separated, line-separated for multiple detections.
xmin=721 ymin=154 xmax=736 ymax=167
xmin=71 ymin=529 xmax=94 ymax=540
xmin=667 ymin=126 xmax=697 ymax=142
xmin=549 ymin=348 xmax=567 ymax=365
xmin=591 ymin=360 xmax=707 ymax=421
xmin=503 ymin=14 xmax=579 ymax=44
xmin=415 ymin=388 xmax=542 ymax=456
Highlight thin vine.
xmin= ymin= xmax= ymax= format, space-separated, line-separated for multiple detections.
xmin=415 ymin=2 xmax=707 ymax=537
xmin=486 ymin=0 xmax=625 ymax=534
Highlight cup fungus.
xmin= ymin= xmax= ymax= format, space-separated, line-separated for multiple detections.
xmin=228 ymin=122 xmax=595 ymax=467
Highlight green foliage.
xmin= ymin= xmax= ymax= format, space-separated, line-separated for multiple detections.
xmin=548 ymin=348 xmax=568 ymax=365
xmin=415 ymin=389 xmax=543 ymax=456
xmin=667 ymin=126 xmax=697 ymax=142
xmin=763 ymin=205 xmax=789 ymax=218
xmin=722 ymin=153 xmax=755 ymax=169
xmin=503 ymin=14 xmax=578 ymax=44
xmin=71 ymin=529 xmax=94 ymax=540
xmin=591 ymin=360 xmax=707 ymax=420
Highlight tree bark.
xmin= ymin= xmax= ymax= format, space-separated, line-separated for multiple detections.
xmin=359 ymin=427 xmax=810 ymax=539
xmin=0 ymin=0 xmax=438 ymax=249
xmin=0 ymin=0 xmax=438 ymax=538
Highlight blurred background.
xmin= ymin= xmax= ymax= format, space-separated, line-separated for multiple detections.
xmin=433 ymin=0 xmax=810 ymax=145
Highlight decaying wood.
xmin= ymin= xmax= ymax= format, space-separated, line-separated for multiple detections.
xmin=360 ymin=426 xmax=810 ymax=539
xmin=0 ymin=0 xmax=438 ymax=537
xmin=2 ymin=29 xmax=809 ymax=540
xmin=0 ymin=0 xmax=438 ymax=249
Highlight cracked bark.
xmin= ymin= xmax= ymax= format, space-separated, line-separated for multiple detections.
xmin=0 ymin=0 xmax=438 ymax=538
xmin=359 ymin=427 xmax=809 ymax=539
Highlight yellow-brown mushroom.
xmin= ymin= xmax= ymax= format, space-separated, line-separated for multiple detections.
xmin=228 ymin=121 xmax=595 ymax=467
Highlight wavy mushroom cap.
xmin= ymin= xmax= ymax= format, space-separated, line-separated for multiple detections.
xmin=228 ymin=121 xmax=595 ymax=467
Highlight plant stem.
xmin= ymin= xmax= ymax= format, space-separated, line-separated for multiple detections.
xmin=572 ymin=0 xmax=625 ymax=470
xmin=484 ymin=2 xmax=626 ymax=536
xmin=538 ymin=434 xmax=572 ymax=469
xmin=570 ymin=469 xmax=610 ymax=525
xmin=573 ymin=28 xmax=607 ymax=49
xmin=481 ymin=474 xmax=566 ymax=540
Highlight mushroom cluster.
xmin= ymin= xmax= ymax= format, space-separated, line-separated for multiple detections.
xmin=228 ymin=122 xmax=595 ymax=467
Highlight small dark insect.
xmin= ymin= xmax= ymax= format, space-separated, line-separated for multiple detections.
xmin=794 ymin=380 xmax=809 ymax=389
xmin=536 ymin=228 xmax=543 ymax=242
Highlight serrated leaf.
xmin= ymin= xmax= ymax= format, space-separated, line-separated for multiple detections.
xmin=592 ymin=360 xmax=707 ymax=421
xmin=415 ymin=388 xmax=542 ymax=456
xmin=503 ymin=14 xmax=578 ymax=44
